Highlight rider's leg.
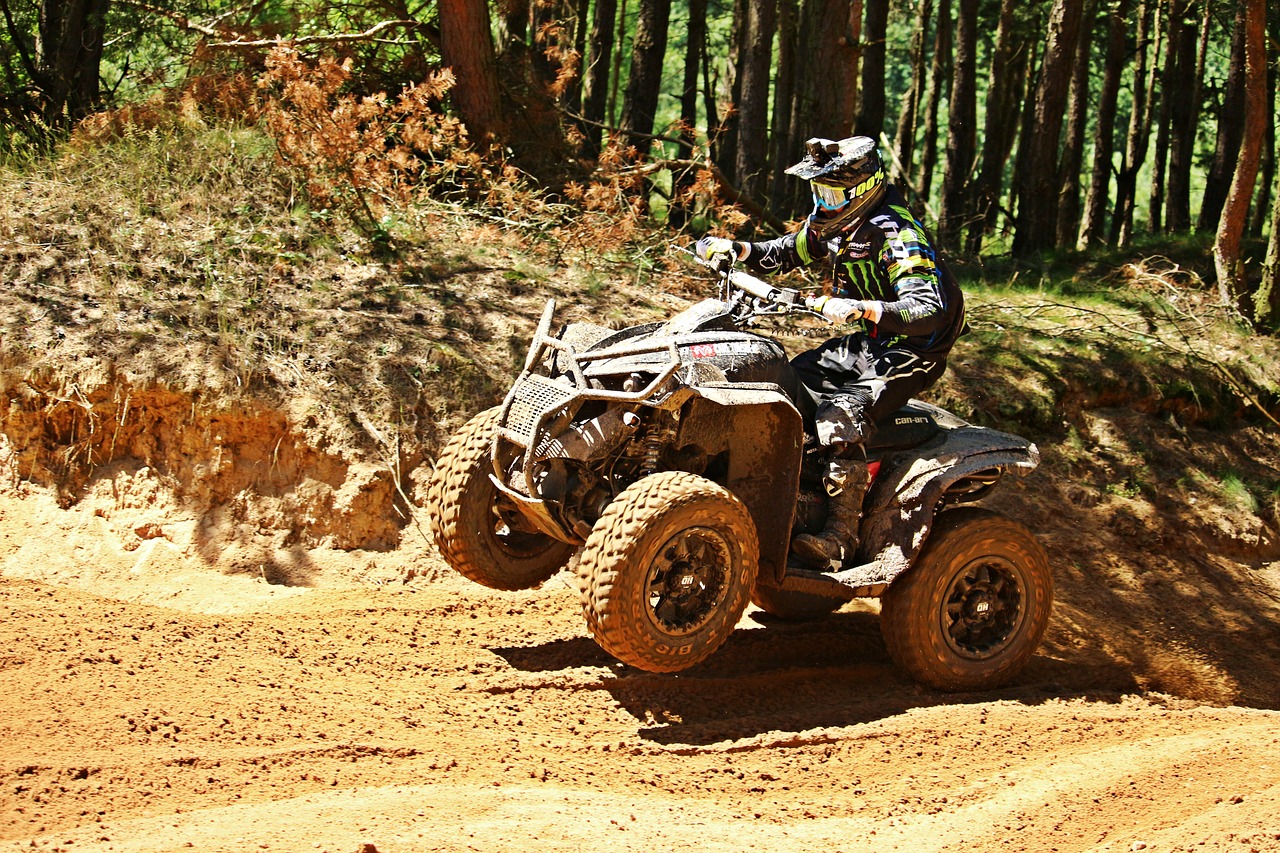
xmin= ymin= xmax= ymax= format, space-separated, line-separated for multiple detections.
xmin=789 ymin=340 xmax=947 ymax=568
xmin=792 ymin=441 xmax=870 ymax=565
xmin=791 ymin=388 xmax=874 ymax=566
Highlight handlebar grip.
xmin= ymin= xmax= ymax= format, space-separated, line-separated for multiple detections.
xmin=727 ymin=269 xmax=776 ymax=300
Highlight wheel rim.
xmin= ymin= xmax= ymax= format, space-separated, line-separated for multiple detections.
xmin=644 ymin=526 xmax=733 ymax=637
xmin=940 ymin=557 xmax=1025 ymax=659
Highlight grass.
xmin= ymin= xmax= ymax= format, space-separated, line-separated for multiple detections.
xmin=1 ymin=116 xmax=1276 ymax=472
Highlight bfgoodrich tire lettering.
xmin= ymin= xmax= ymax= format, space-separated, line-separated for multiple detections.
xmin=577 ymin=471 xmax=758 ymax=673
xmin=880 ymin=507 xmax=1052 ymax=691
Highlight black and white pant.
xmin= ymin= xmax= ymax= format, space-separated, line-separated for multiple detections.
xmin=790 ymin=333 xmax=946 ymax=449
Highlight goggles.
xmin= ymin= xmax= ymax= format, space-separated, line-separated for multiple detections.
xmin=811 ymin=181 xmax=850 ymax=211
xmin=811 ymin=171 xmax=885 ymax=212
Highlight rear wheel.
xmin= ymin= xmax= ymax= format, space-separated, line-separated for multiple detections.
xmin=577 ymin=472 xmax=758 ymax=672
xmin=880 ymin=507 xmax=1052 ymax=691
xmin=427 ymin=407 xmax=575 ymax=590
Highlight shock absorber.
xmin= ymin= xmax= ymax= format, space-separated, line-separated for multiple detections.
xmin=639 ymin=415 xmax=678 ymax=476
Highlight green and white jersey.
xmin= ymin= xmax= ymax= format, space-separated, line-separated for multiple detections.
xmin=742 ymin=186 xmax=966 ymax=358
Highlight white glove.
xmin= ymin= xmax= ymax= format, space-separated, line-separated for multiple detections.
xmin=694 ymin=236 xmax=740 ymax=262
xmin=806 ymin=294 xmax=870 ymax=323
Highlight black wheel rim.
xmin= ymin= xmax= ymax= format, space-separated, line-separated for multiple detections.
xmin=941 ymin=557 xmax=1025 ymax=659
xmin=644 ymin=526 xmax=732 ymax=637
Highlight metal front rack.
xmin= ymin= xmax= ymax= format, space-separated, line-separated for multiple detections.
xmin=493 ymin=298 xmax=684 ymax=501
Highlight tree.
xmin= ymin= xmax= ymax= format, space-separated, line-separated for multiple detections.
xmin=10 ymin=0 xmax=111 ymax=128
xmin=1198 ymin=3 xmax=1248 ymax=233
xmin=937 ymin=0 xmax=976 ymax=250
xmin=1110 ymin=0 xmax=1160 ymax=246
xmin=677 ymin=0 xmax=708 ymax=161
xmin=1013 ymin=0 xmax=1084 ymax=256
xmin=1259 ymin=179 xmax=1280 ymax=331
xmin=769 ymin=0 xmax=800 ymax=206
xmin=966 ymin=0 xmax=1031 ymax=254
xmin=854 ymin=0 xmax=887 ymax=135
xmin=1148 ymin=0 xmax=1196 ymax=234
xmin=1165 ymin=0 xmax=1209 ymax=234
xmin=1079 ymin=0 xmax=1133 ymax=247
xmin=1055 ymin=0 xmax=1097 ymax=249
xmin=1213 ymin=0 xmax=1265 ymax=308
xmin=619 ymin=0 xmax=673 ymax=154
xmin=734 ymin=0 xmax=777 ymax=201
xmin=891 ymin=0 xmax=932 ymax=190
xmin=915 ymin=0 xmax=950 ymax=203
xmin=439 ymin=0 xmax=506 ymax=145
xmin=579 ymin=0 xmax=617 ymax=155
xmin=780 ymin=0 xmax=862 ymax=214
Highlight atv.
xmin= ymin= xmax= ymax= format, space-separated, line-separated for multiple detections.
xmin=426 ymin=257 xmax=1052 ymax=691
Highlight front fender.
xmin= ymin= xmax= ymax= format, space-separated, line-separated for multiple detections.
xmin=677 ymin=384 xmax=804 ymax=585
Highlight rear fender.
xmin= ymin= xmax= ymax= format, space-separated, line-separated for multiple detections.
xmin=677 ymin=384 xmax=804 ymax=585
xmin=859 ymin=428 xmax=1039 ymax=586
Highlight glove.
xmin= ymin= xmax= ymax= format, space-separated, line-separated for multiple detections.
xmin=806 ymin=294 xmax=868 ymax=323
xmin=694 ymin=236 xmax=739 ymax=262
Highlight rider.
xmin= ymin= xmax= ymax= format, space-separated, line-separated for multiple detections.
xmin=695 ymin=135 xmax=966 ymax=568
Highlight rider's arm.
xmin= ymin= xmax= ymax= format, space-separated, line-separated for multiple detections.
xmin=739 ymin=224 xmax=823 ymax=275
xmin=864 ymin=213 xmax=949 ymax=337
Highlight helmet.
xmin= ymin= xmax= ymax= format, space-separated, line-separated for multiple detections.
xmin=785 ymin=136 xmax=887 ymax=237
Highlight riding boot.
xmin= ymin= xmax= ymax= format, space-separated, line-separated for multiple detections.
xmin=791 ymin=457 xmax=870 ymax=567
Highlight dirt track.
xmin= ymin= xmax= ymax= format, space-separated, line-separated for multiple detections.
xmin=4 ymin=485 xmax=1280 ymax=853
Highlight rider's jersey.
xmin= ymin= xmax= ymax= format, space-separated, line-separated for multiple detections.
xmin=740 ymin=185 xmax=966 ymax=358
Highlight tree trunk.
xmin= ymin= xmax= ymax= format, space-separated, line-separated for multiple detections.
xmin=1248 ymin=45 xmax=1276 ymax=238
xmin=937 ymin=0 xmax=977 ymax=251
xmin=439 ymin=0 xmax=507 ymax=145
xmin=580 ymin=0 xmax=617 ymax=155
xmin=35 ymin=0 xmax=108 ymax=126
xmin=1054 ymin=0 xmax=1096 ymax=249
xmin=669 ymin=0 xmax=708 ymax=229
xmin=1198 ymin=3 xmax=1248 ymax=233
xmin=1259 ymin=176 xmax=1280 ymax=331
xmin=1165 ymin=0 xmax=1206 ymax=234
xmin=714 ymin=0 xmax=746 ymax=177
xmin=1213 ymin=0 xmax=1265 ymax=308
xmin=1079 ymin=0 xmax=1133 ymax=247
xmin=916 ymin=0 xmax=952 ymax=204
xmin=855 ymin=0 xmax=888 ymax=135
xmin=619 ymin=0 xmax=673 ymax=154
xmin=1012 ymin=0 xmax=1084 ymax=256
xmin=892 ymin=0 xmax=932 ymax=190
xmin=782 ymin=0 xmax=863 ymax=215
xmin=1111 ymin=0 xmax=1160 ymax=246
xmin=1148 ymin=0 xmax=1192 ymax=234
xmin=561 ymin=0 xmax=592 ymax=120
xmin=678 ymin=0 xmax=708 ymax=161
xmin=966 ymin=0 xmax=1031 ymax=254
xmin=769 ymin=0 xmax=800 ymax=207
xmin=734 ymin=0 xmax=778 ymax=201
xmin=607 ymin=0 xmax=629 ymax=129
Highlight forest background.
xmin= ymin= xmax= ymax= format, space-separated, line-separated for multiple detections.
xmin=2 ymin=0 xmax=1278 ymax=334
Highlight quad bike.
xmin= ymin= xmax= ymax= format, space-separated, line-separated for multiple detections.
xmin=426 ymin=256 xmax=1052 ymax=691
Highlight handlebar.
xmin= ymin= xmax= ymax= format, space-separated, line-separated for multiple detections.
xmin=676 ymin=244 xmax=818 ymax=318
xmin=726 ymin=267 xmax=804 ymax=308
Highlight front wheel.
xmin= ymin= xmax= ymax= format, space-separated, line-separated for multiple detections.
xmin=880 ymin=507 xmax=1052 ymax=691
xmin=577 ymin=472 xmax=758 ymax=673
xmin=426 ymin=407 xmax=575 ymax=590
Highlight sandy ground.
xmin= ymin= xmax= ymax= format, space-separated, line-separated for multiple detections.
xmin=3 ymin=478 xmax=1280 ymax=853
